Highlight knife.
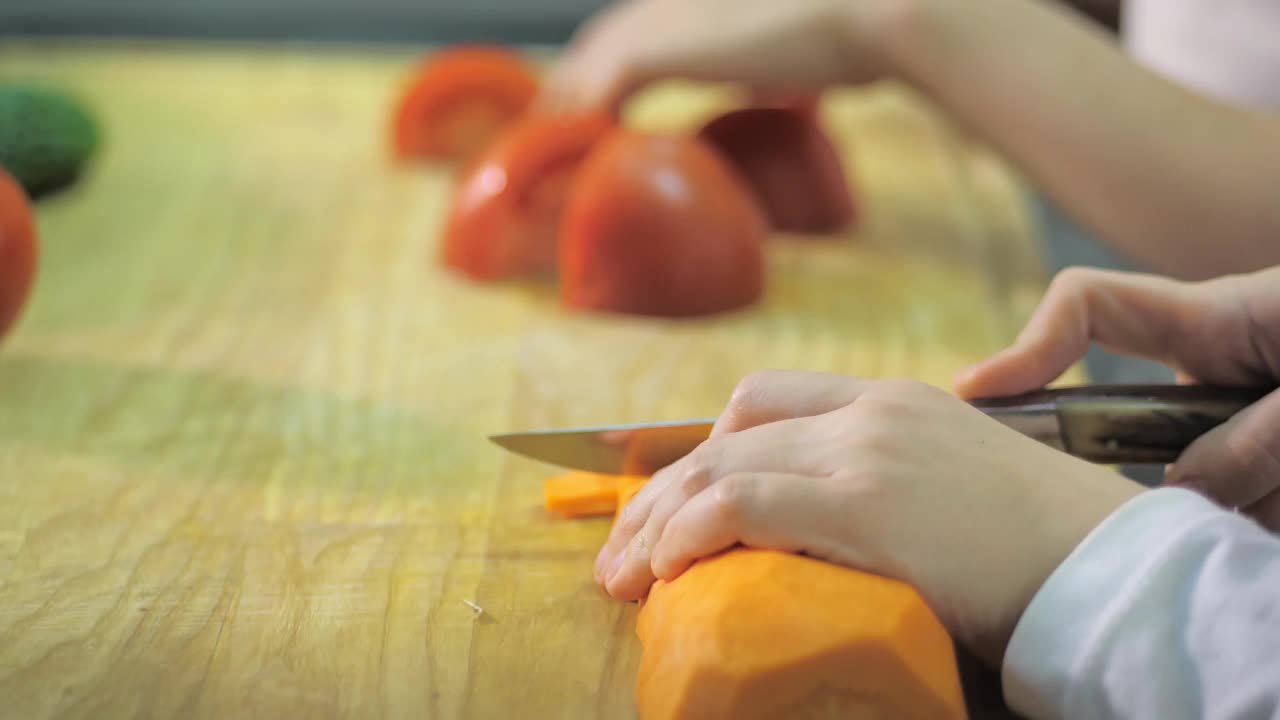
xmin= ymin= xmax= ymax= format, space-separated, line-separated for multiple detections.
xmin=490 ymin=384 xmax=1271 ymax=475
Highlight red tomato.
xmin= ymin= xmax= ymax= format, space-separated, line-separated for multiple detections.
xmin=391 ymin=46 xmax=539 ymax=162
xmin=560 ymin=132 xmax=766 ymax=318
xmin=441 ymin=112 xmax=615 ymax=281
xmin=699 ymin=107 xmax=856 ymax=234
xmin=0 ymin=169 xmax=36 ymax=344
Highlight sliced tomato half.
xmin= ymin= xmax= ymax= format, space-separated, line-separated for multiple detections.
xmin=560 ymin=131 xmax=767 ymax=318
xmin=699 ymin=106 xmax=856 ymax=234
xmin=391 ymin=46 xmax=539 ymax=163
xmin=0 ymin=169 xmax=36 ymax=344
xmin=441 ymin=112 xmax=615 ymax=281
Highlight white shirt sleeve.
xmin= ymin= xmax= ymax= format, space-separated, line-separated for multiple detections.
xmin=1124 ymin=0 xmax=1280 ymax=109
xmin=1002 ymin=487 xmax=1280 ymax=720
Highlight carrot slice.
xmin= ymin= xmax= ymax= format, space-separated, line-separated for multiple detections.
xmin=543 ymin=471 xmax=622 ymax=518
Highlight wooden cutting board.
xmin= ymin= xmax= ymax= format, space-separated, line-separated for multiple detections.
xmin=0 ymin=40 xmax=1068 ymax=719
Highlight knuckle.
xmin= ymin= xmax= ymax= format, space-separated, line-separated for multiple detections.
xmin=1162 ymin=461 xmax=1197 ymax=487
xmin=725 ymin=371 xmax=776 ymax=413
xmin=616 ymin=498 xmax=647 ymax=532
xmin=855 ymin=379 xmax=931 ymax=418
xmin=1223 ymin=433 xmax=1278 ymax=479
xmin=712 ymin=474 xmax=758 ymax=524
xmin=831 ymin=470 xmax=884 ymax=504
xmin=631 ymin=525 xmax=651 ymax=554
xmin=1249 ymin=491 xmax=1280 ymax=531
xmin=676 ymin=465 xmax=712 ymax=498
xmin=682 ymin=440 xmax=720 ymax=488
xmin=1050 ymin=266 xmax=1101 ymax=297
xmin=854 ymin=425 xmax=902 ymax=458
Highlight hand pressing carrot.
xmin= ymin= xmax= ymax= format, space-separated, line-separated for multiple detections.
xmin=598 ymin=369 xmax=1144 ymax=663
xmin=596 ymin=265 xmax=1280 ymax=720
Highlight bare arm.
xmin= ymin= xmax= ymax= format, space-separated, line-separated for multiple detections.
xmin=547 ymin=0 xmax=1278 ymax=278
xmin=880 ymin=0 xmax=1280 ymax=279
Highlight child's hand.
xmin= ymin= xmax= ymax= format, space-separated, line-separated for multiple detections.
xmin=596 ymin=370 xmax=1143 ymax=664
xmin=538 ymin=0 xmax=902 ymax=114
xmin=956 ymin=266 xmax=1280 ymax=530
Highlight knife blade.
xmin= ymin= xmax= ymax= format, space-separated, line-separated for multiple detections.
xmin=490 ymin=384 xmax=1271 ymax=475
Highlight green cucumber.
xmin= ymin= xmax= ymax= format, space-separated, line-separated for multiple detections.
xmin=0 ymin=84 xmax=100 ymax=198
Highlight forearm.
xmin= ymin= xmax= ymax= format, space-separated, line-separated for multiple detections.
xmin=873 ymin=0 xmax=1280 ymax=280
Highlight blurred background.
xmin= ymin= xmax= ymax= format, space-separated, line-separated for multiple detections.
xmin=0 ymin=0 xmax=1161 ymax=481
xmin=0 ymin=0 xmax=612 ymax=45
xmin=0 ymin=0 xmax=1119 ymax=44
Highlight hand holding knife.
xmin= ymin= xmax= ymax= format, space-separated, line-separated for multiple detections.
xmin=491 ymin=384 xmax=1271 ymax=475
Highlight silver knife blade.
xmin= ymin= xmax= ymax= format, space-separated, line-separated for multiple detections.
xmin=491 ymin=384 xmax=1269 ymax=474
xmin=490 ymin=409 xmax=1066 ymax=475
xmin=490 ymin=418 xmax=717 ymax=475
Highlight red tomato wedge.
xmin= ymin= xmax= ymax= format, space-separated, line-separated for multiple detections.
xmin=560 ymin=132 xmax=766 ymax=318
xmin=699 ymin=107 xmax=856 ymax=234
xmin=0 ymin=169 xmax=36 ymax=344
xmin=391 ymin=46 xmax=539 ymax=162
xmin=441 ymin=112 xmax=615 ymax=281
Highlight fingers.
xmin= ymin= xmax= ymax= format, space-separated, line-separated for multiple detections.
xmin=1166 ymin=388 xmax=1280 ymax=509
xmin=596 ymin=415 xmax=827 ymax=599
xmin=542 ymin=57 xmax=641 ymax=117
xmin=538 ymin=3 xmax=650 ymax=114
xmin=954 ymin=267 xmax=1195 ymax=399
xmin=710 ymin=370 xmax=869 ymax=436
xmin=595 ymin=370 xmax=869 ymax=588
xmin=1244 ymin=489 xmax=1280 ymax=533
xmin=648 ymin=472 xmax=836 ymax=581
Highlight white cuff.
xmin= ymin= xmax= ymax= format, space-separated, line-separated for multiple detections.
xmin=1000 ymin=487 xmax=1225 ymax=719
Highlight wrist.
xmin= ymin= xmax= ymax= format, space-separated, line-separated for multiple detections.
xmin=997 ymin=459 xmax=1145 ymax=661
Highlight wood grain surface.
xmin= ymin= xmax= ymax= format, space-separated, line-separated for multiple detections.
xmin=0 ymin=40 xmax=1068 ymax=719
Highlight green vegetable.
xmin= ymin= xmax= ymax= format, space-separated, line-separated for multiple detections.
xmin=0 ymin=85 xmax=100 ymax=198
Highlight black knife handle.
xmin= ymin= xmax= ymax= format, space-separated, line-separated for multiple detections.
xmin=972 ymin=384 xmax=1273 ymax=465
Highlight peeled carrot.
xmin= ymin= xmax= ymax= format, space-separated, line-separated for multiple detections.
xmin=636 ymin=549 xmax=968 ymax=719
xmin=544 ymin=471 xmax=967 ymax=720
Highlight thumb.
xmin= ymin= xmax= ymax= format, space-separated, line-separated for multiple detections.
xmin=955 ymin=268 xmax=1195 ymax=399
xmin=1166 ymin=388 xmax=1280 ymax=509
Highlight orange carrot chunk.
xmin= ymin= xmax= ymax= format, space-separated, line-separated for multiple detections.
xmin=635 ymin=549 xmax=968 ymax=720
xmin=543 ymin=471 xmax=627 ymax=518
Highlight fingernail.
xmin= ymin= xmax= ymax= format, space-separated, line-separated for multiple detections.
xmin=593 ymin=546 xmax=610 ymax=580
xmin=604 ymin=552 xmax=624 ymax=583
